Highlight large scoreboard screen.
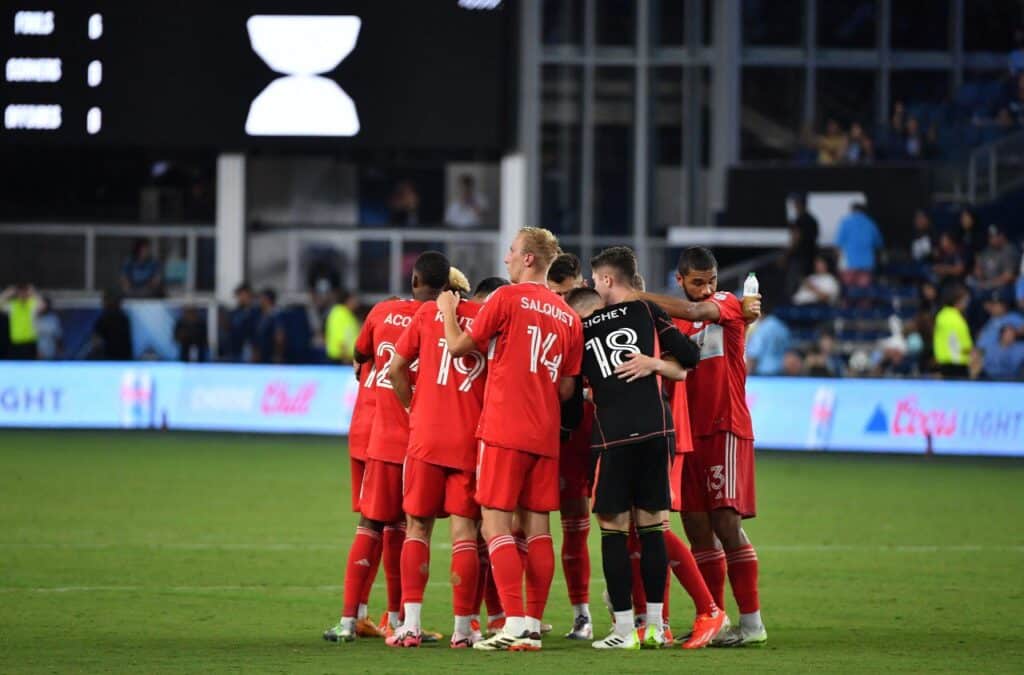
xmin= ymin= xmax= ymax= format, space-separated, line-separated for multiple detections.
xmin=0 ymin=1 xmax=510 ymax=150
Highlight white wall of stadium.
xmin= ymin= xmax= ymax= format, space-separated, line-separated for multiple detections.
xmin=0 ymin=363 xmax=1021 ymax=457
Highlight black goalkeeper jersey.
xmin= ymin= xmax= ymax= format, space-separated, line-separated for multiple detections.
xmin=581 ymin=299 xmax=700 ymax=450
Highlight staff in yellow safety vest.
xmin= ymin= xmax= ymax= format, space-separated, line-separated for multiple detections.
xmin=1 ymin=283 xmax=43 ymax=360
xmin=325 ymin=289 xmax=361 ymax=364
xmin=933 ymin=283 xmax=973 ymax=379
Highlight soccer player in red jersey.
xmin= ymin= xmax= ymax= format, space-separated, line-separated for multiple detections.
xmin=384 ymin=281 xmax=488 ymax=648
xmin=546 ymin=252 xmax=594 ymax=639
xmin=640 ymin=246 xmax=766 ymax=647
xmin=322 ymin=360 xmax=387 ymax=640
xmin=324 ymin=251 xmax=451 ymax=643
xmin=438 ymin=227 xmax=583 ymax=651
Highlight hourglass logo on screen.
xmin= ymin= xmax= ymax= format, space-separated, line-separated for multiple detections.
xmin=245 ymin=15 xmax=361 ymax=137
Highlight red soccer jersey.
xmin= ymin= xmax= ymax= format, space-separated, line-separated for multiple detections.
xmin=669 ymin=318 xmax=694 ymax=454
xmin=356 ymin=298 xmax=422 ymax=464
xmin=468 ymin=282 xmax=583 ymax=458
xmin=679 ymin=292 xmax=754 ymax=439
xmin=395 ymin=299 xmax=485 ymax=471
xmin=347 ymin=361 xmax=376 ymax=461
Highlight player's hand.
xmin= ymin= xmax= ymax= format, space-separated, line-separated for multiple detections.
xmin=436 ymin=290 xmax=459 ymax=315
xmin=613 ymin=352 xmax=661 ymax=382
xmin=741 ymin=293 xmax=762 ymax=322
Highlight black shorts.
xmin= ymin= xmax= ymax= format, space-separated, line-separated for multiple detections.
xmin=592 ymin=435 xmax=673 ymax=515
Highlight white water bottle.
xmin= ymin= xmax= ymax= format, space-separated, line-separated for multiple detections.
xmin=743 ymin=272 xmax=759 ymax=297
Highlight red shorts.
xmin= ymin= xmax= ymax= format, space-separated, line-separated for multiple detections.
xmin=683 ymin=432 xmax=756 ymax=518
xmin=476 ymin=443 xmax=559 ymax=513
xmin=360 ymin=458 xmax=404 ymax=524
xmin=559 ymin=446 xmax=591 ymax=502
xmin=402 ymin=455 xmax=480 ymax=520
xmin=669 ymin=452 xmax=686 ymax=512
xmin=350 ymin=457 xmax=367 ymax=512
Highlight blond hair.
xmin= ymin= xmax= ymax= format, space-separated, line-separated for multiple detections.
xmin=518 ymin=227 xmax=561 ymax=270
xmin=448 ymin=266 xmax=471 ymax=294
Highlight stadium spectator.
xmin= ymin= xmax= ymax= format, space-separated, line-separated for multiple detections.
xmin=388 ymin=179 xmax=420 ymax=226
xmin=976 ymin=294 xmax=1024 ymax=355
xmin=780 ymin=349 xmax=805 ymax=376
xmin=792 ymin=254 xmax=840 ymax=306
xmin=783 ymin=193 xmax=819 ymax=296
xmin=253 ymin=288 xmax=285 ymax=364
xmin=745 ymin=307 xmax=791 ymax=376
xmin=34 ymin=296 xmax=62 ymax=360
xmin=91 ymin=290 xmax=133 ymax=361
xmin=0 ymin=283 xmax=42 ymax=359
xmin=880 ymin=100 xmax=906 ymax=158
xmin=980 ymin=325 xmax=1024 ymax=380
xmin=444 ymin=174 xmax=490 ymax=228
xmin=957 ymin=208 xmax=984 ymax=272
xmin=873 ymin=336 xmax=914 ymax=378
xmin=835 ymin=203 xmax=883 ymax=287
xmin=225 ymin=282 xmax=259 ymax=362
xmin=902 ymin=117 xmax=932 ymax=160
xmin=843 ymin=122 xmax=874 ymax=164
xmin=119 ymin=239 xmax=163 ymax=298
xmin=793 ymin=124 xmax=819 ymax=164
xmin=817 ymin=119 xmax=847 ymax=165
xmin=174 ymin=306 xmax=207 ymax=362
xmin=931 ymin=231 xmax=966 ymax=284
xmin=933 ymin=284 xmax=973 ymax=378
xmin=805 ymin=330 xmax=846 ymax=377
xmin=971 ymin=224 xmax=1020 ymax=305
xmin=324 ymin=289 xmax=361 ymax=364
xmin=909 ymin=209 xmax=934 ymax=264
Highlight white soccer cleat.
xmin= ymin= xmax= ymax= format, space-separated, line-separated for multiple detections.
xmin=592 ymin=628 xmax=641 ymax=650
xmin=714 ymin=621 xmax=768 ymax=648
xmin=564 ymin=614 xmax=593 ymax=640
xmin=641 ymin=624 xmax=667 ymax=649
xmin=472 ymin=629 xmax=541 ymax=652
xmin=708 ymin=613 xmax=734 ymax=646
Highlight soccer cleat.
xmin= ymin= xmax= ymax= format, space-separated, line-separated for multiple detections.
xmin=564 ymin=614 xmax=593 ymax=640
xmin=421 ymin=629 xmax=444 ymax=643
xmin=681 ymin=609 xmax=727 ymax=649
xmin=385 ymin=629 xmax=422 ymax=648
xmin=663 ymin=626 xmax=674 ymax=643
xmin=540 ymin=623 xmax=553 ymax=635
xmin=323 ymin=619 xmax=356 ymax=643
xmin=450 ymin=631 xmax=477 ymax=649
xmin=592 ymin=629 xmax=640 ymax=650
xmin=708 ymin=614 xmax=735 ymax=647
xmin=473 ymin=629 xmax=539 ymax=651
xmin=641 ymin=624 xmax=666 ymax=649
xmin=355 ymin=617 xmax=385 ymax=638
xmin=714 ymin=622 xmax=768 ymax=648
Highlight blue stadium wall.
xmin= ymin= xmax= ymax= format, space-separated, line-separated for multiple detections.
xmin=0 ymin=363 xmax=1021 ymax=457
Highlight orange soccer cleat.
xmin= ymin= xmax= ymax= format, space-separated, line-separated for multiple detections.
xmin=355 ymin=617 xmax=385 ymax=638
xmin=681 ymin=609 xmax=727 ymax=649
xmin=376 ymin=611 xmax=395 ymax=639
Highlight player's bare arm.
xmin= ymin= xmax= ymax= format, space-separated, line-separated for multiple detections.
xmin=437 ymin=291 xmax=476 ymax=357
xmin=388 ymin=353 xmax=413 ymax=409
xmin=639 ymin=291 xmax=720 ymax=322
xmin=613 ymin=353 xmax=687 ymax=383
xmin=741 ymin=294 xmax=763 ymax=322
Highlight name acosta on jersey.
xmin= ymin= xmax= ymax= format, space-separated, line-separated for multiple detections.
xmin=383 ymin=313 xmax=413 ymax=327
xmin=520 ymin=296 xmax=575 ymax=327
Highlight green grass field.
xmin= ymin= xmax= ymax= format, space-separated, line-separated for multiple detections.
xmin=1 ymin=430 xmax=1022 ymax=673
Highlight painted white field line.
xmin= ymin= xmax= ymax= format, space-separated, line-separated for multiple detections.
xmin=0 ymin=542 xmax=1021 ymax=553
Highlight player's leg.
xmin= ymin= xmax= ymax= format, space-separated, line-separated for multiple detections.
xmin=445 ymin=467 xmax=481 ymax=648
xmin=683 ymin=440 xmax=728 ymax=613
xmin=560 ymin=493 xmax=592 ymax=638
xmin=517 ymin=453 xmax=559 ymax=646
xmin=592 ymin=510 xmax=640 ymax=649
xmin=709 ymin=433 xmax=764 ymax=647
xmin=474 ymin=444 xmax=531 ymax=650
xmin=591 ymin=447 xmax=641 ymax=650
xmin=359 ymin=459 xmax=406 ymax=636
xmin=387 ymin=514 xmax=433 ymax=647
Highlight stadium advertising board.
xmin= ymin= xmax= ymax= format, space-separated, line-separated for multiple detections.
xmin=1 ymin=364 xmax=1022 ymax=456
xmin=0 ymin=362 xmax=360 ymax=435
xmin=748 ymin=377 xmax=1024 ymax=457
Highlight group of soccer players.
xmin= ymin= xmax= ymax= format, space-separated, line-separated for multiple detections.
xmin=324 ymin=226 xmax=767 ymax=651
